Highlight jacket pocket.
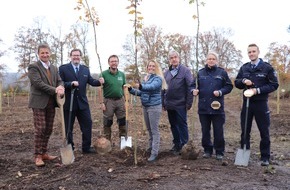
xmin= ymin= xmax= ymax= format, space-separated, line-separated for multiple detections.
xmin=141 ymin=93 xmax=150 ymax=104
xmin=198 ymin=98 xmax=208 ymax=112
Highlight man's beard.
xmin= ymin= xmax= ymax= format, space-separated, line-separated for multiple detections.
xmin=72 ymin=61 xmax=80 ymax=66
xmin=110 ymin=66 xmax=117 ymax=70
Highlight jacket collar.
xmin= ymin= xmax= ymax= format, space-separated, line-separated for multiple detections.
xmin=205 ymin=64 xmax=217 ymax=71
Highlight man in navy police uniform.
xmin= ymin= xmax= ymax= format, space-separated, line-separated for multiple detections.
xmin=235 ymin=43 xmax=279 ymax=166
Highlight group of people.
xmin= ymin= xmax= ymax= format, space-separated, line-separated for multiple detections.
xmin=28 ymin=43 xmax=278 ymax=167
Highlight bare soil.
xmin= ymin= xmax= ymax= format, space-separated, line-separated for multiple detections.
xmin=0 ymin=91 xmax=290 ymax=190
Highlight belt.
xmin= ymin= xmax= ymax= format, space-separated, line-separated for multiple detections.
xmin=105 ymin=97 xmax=122 ymax=100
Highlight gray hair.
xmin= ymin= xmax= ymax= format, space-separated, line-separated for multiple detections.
xmin=168 ymin=50 xmax=180 ymax=58
xmin=207 ymin=51 xmax=219 ymax=61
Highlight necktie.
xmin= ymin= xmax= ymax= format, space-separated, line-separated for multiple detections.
xmin=251 ymin=64 xmax=255 ymax=69
xmin=46 ymin=68 xmax=52 ymax=85
xmin=75 ymin=67 xmax=79 ymax=75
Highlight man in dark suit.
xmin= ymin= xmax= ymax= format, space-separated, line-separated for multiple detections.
xmin=28 ymin=43 xmax=65 ymax=167
xmin=59 ymin=49 xmax=104 ymax=154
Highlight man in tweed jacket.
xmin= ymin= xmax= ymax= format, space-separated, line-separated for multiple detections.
xmin=28 ymin=43 xmax=64 ymax=167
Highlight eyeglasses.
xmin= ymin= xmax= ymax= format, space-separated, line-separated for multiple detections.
xmin=72 ymin=55 xmax=81 ymax=57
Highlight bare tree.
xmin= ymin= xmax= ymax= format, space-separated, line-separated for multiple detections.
xmin=265 ymin=42 xmax=290 ymax=87
xmin=122 ymin=26 xmax=193 ymax=75
xmin=68 ymin=23 xmax=91 ymax=66
xmin=48 ymin=24 xmax=70 ymax=67
xmin=139 ymin=25 xmax=164 ymax=66
xmin=13 ymin=27 xmax=40 ymax=75
xmin=123 ymin=25 xmax=165 ymax=81
xmin=196 ymin=28 xmax=243 ymax=75
xmin=122 ymin=35 xmax=136 ymax=67
xmin=163 ymin=33 xmax=193 ymax=68
xmin=122 ymin=34 xmax=143 ymax=83
xmin=0 ymin=39 xmax=6 ymax=79
xmin=13 ymin=17 xmax=92 ymax=74
xmin=49 ymin=34 xmax=63 ymax=67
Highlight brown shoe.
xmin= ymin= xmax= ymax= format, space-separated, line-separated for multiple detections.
xmin=42 ymin=154 xmax=58 ymax=160
xmin=35 ymin=155 xmax=45 ymax=167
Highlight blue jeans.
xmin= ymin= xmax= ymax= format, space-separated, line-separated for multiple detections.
xmin=167 ymin=108 xmax=189 ymax=150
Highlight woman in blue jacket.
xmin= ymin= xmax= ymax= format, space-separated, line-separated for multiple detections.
xmin=192 ymin=51 xmax=233 ymax=160
xmin=129 ymin=60 xmax=167 ymax=162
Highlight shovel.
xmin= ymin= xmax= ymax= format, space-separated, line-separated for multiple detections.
xmin=234 ymin=89 xmax=253 ymax=166
xmin=120 ymin=86 xmax=132 ymax=149
xmin=56 ymin=92 xmax=75 ymax=165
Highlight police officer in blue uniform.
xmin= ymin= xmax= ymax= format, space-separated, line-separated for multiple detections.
xmin=235 ymin=44 xmax=279 ymax=166
xmin=193 ymin=51 xmax=233 ymax=160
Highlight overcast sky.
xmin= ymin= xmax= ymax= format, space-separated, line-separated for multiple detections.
xmin=0 ymin=0 xmax=289 ymax=73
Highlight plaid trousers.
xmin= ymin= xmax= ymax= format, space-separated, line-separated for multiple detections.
xmin=32 ymin=97 xmax=55 ymax=156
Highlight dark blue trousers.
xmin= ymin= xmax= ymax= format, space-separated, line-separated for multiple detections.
xmin=167 ymin=108 xmax=189 ymax=150
xmin=240 ymin=100 xmax=270 ymax=160
xmin=199 ymin=114 xmax=225 ymax=155
xmin=64 ymin=107 xmax=93 ymax=152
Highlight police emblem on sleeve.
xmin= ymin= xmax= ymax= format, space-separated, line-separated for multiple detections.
xmin=211 ymin=101 xmax=221 ymax=110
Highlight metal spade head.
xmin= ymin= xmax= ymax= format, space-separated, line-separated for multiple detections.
xmin=234 ymin=147 xmax=251 ymax=166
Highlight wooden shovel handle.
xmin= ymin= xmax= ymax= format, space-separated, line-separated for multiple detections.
xmin=124 ymin=86 xmax=129 ymax=118
xmin=98 ymin=85 xmax=103 ymax=104
xmin=56 ymin=94 xmax=65 ymax=107
xmin=59 ymin=105 xmax=66 ymax=143
xmin=56 ymin=95 xmax=66 ymax=143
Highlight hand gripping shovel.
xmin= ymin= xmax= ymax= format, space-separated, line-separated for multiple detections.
xmin=56 ymin=91 xmax=75 ymax=165
xmin=234 ymin=89 xmax=254 ymax=166
xmin=120 ymin=86 xmax=132 ymax=149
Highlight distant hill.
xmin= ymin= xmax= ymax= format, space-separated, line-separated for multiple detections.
xmin=0 ymin=73 xmax=99 ymax=90
xmin=1 ymin=72 xmax=29 ymax=91
xmin=1 ymin=72 xmax=100 ymax=91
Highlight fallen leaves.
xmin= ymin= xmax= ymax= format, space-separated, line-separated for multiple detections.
xmin=137 ymin=172 xmax=168 ymax=182
xmin=264 ymin=165 xmax=276 ymax=174
xmin=16 ymin=171 xmax=22 ymax=178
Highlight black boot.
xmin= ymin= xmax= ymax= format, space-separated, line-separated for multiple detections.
xmin=119 ymin=125 xmax=126 ymax=138
xmin=104 ymin=127 xmax=111 ymax=142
